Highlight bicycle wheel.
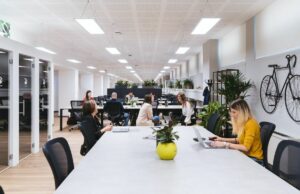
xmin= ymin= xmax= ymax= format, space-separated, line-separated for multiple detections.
xmin=285 ymin=75 xmax=300 ymax=122
xmin=260 ymin=75 xmax=279 ymax=113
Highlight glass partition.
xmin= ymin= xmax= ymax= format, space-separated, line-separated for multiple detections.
xmin=0 ymin=49 xmax=9 ymax=171
xmin=19 ymin=54 xmax=32 ymax=160
xmin=39 ymin=60 xmax=48 ymax=147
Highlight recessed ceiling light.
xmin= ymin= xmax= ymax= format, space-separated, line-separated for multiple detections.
xmin=106 ymin=48 xmax=120 ymax=55
xmin=0 ymin=51 xmax=6 ymax=54
xmin=164 ymin=66 xmax=170 ymax=69
xmin=160 ymin=70 xmax=166 ymax=73
xmin=75 ymin=19 xmax=104 ymax=34
xmin=35 ymin=47 xmax=56 ymax=55
xmin=175 ymin=47 xmax=190 ymax=54
xmin=87 ymin=66 xmax=96 ymax=69
xmin=130 ymin=70 xmax=135 ymax=73
xmin=118 ymin=59 xmax=128 ymax=63
xmin=67 ymin=59 xmax=81 ymax=63
xmin=99 ymin=70 xmax=106 ymax=73
xmin=168 ymin=59 xmax=178 ymax=64
xmin=126 ymin=66 xmax=133 ymax=69
xmin=191 ymin=18 xmax=220 ymax=35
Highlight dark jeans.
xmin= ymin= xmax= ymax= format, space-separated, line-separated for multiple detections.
xmin=249 ymin=156 xmax=264 ymax=166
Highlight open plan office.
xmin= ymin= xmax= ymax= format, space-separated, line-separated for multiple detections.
xmin=0 ymin=0 xmax=300 ymax=193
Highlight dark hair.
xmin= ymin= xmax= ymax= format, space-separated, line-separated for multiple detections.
xmin=177 ymin=92 xmax=187 ymax=104
xmin=82 ymin=100 xmax=96 ymax=116
xmin=144 ymin=94 xmax=152 ymax=104
xmin=85 ymin=90 xmax=92 ymax=100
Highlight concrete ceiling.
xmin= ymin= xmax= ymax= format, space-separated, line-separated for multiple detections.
xmin=0 ymin=0 xmax=274 ymax=82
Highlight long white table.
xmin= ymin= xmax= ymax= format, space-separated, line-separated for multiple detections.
xmin=54 ymin=126 xmax=299 ymax=194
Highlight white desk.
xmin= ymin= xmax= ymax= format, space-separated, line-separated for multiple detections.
xmin=55 ymin=126 xmax=299 ymax=194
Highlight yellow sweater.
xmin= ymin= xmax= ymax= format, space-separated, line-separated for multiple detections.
xmin=238 ymin=118 xmax=263 ymax=160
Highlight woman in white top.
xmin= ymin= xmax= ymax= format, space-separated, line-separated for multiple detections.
xmin=177 ymin=92 xmax=195 ymax=125
xmin=136 ymin=94 xmax=156 ymax=126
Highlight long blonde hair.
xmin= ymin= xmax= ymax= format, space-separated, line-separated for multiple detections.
xmin=230 ymin=99 xmax=252 ymax=136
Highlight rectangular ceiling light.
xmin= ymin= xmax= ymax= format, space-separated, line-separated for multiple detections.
xmin=191 ymin=18 xmax=220 ymax=35
xmin=75 ymin=19 xmax=104 ymax=34
xmin=130 ymin=70 xmax=135 ymax=73
xmin=99 ymin=70 xmax=106 ymax=73
xmin=175 ymin=47 xmax=190 ymax=54
xmin=160 ymin=70 xmax=166 ymax=73
xmin=87 ymin=66 xmax=96 ymax=69
xmin=118 ymin=59 xmax=128 ymax=63
xmin=168 ymin=59 xmax=177 ymax=64
xmin=35 ymin=47 xmax=56 ymax=55
xmin=67 ymin=59 xmax=81 ymax=63
xmin=126 ymin=66 xmax=132 ymax=69
xmin=23 ymin=58 xmax=33 ymax=62
xmin=164 ymin=66 xmax=170 ymax=69
xmin=0 ymin=51 xmax=6 ymax=54
xmin=106 ymin=48 xmax=120 ymax=55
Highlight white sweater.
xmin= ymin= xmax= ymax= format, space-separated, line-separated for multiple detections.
xmin=182 ymin=101 xmax=194 ymax=124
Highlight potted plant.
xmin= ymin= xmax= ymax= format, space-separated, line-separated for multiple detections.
xmin=175 ymin=80 xmax=182 ymax=89
xmin=143 ymin=79 xmax=158 ymax=88
xmin=168 ymin=81 xmax=174 ymax=88
xmin=153 ymin=125 xmax=179 ymax=160
xmin=131 ymin=83 xmax=138 ymax=88
xmin=218 ymin=72 xmax=253 ymax=105
xmin=115 ymin=80 xmax=129 ymax=88
xmin=183 ymin=79 xmax=193 ymax=89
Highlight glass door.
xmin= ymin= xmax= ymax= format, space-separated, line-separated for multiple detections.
xmin=19 ymin=54 xmax=32 ymax=160
xmin=39 ymin=60 xmax=48 ymax=147
xmin=0 ymin=49 xmax=9 ymax=171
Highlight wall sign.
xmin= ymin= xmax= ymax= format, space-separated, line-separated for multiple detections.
xmin=0 ymin=20 xmax=10 ymax=38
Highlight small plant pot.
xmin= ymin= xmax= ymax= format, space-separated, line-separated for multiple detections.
xmin=156 ymin=142 xmax=177 ymax=160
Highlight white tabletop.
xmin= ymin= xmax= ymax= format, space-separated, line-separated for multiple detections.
xmin=55 ymin=126 xmax=299 ymax=194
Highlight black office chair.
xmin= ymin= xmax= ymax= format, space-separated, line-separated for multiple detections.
xmin=68 ymin=100 xmax=83 ymax=131
xmin=273 ymin=140 xmax=300 ymax=190
xmin=104 ymin=103 xmax=125 ymax=126
xmin=43 ymin=137 xmax=74 ymax=189
xmin=259 ymin=121 xmax=276 ymax=169
xmin=206 ymin=112 xmax=220 ymax=134
xmin=79 ymin=121 xmax=98 ymax=156
xmin=0 ymin=186 xmax=4 ymax=194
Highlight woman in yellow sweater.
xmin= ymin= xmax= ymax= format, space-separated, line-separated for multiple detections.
xmin=211 ymin=99 xmax=264 ymax=165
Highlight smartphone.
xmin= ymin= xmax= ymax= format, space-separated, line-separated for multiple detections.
xmin=208 ymin=136 xmax=217 ymax=141
xmin=193 ymin=137 xmax=205 ymax=142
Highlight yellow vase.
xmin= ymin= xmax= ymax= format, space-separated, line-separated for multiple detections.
xmin=156 ymin=142 xmax=177 ymax=160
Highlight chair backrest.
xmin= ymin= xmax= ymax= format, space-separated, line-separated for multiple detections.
xmin=0 ymin=186 xmax=4 ymax=194
xmin=70 ymin=100 xmax=83 ymax=109
xmin=273 ymin=140 xmax=300 ymax=190
xmin=79 ymin=120 xmax=98 ymax=155
xmin=207 ymin=113 xmax=220 ymax=134
xmin=259 ymin=121 xmax=276 ymax=168
xmin=43 ymin=137 xmax=74 ymax=189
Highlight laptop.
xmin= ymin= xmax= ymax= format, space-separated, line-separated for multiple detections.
xmin=112 ymin=126 xmax=130 ymax=132
xmin=193 ymin=127 xmax=215 ymax=149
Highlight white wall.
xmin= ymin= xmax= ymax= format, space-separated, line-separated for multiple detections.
xmin=79 ymin=73 xmax=94 ymax=98
xmin=93 ymin=75 xmax=102 ymax=97
xmin=181 ymin=61 xmax=188 ymax=78
xmin=58 ymin=69 xmax=79 ymax=115
xmin=188 ymin=55 xmax=198 ymax=76
xmin=219 ymin=24 xmax=246 ymax=67
xmin=255 ymin=0 xmax=300 ymax=58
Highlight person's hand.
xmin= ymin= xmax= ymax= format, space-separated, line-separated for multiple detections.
xmin=212 ymin=136 xmax=222 ymax=141
xmin=101 ymin=124 xmax=113 ymax=132
xmin=210 ymin=141 xmax=226 ymax=148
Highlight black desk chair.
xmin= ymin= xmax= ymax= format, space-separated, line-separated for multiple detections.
xmin=43 ymin=137 xmax=74 ymax=189
xmin=0 ymin=186 xmax=4 ymax=194
xmin=273 ymin=140 xmax=300 ymax=190
xmin=207 ymin=112 xmax=220 ymax=134
xmin=104 ymin=103 xmax=125 ymax=126
xmin=68 ymin=100 xmax=83 ymax=131
xmin=79 ymin=121 xmax=98 ymax=156
xmin=259 ymin=121 xmax=276 ymax=169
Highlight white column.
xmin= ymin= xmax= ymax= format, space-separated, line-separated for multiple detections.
xmin=31 ymin=57 xmax=40 ymax=153
xmin=93 ymin=75 xmax=102 ymax=97
xmin=8 ymin=51 xmax=19 ymax=166
xmin=100 ymin=75 xmax=104 ymax=95
xmin=47 ymin=62 xmax=54 ymax=140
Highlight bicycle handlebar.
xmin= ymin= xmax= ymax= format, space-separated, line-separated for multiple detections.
xmin=286 ymin=54 xmax=297 ymax=68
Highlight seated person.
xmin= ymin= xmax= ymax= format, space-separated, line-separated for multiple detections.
xmin=83 ymin=90 xmax=94 ymax=103
xmin=104 ymin=92 xmax=129 ymax=126
xmin=82 ymin=100 xmax=112 ymax=141
xmin=177 ymin=92 xmax=195 ymax=125
xmin=210 ymin=99 xmax=264 ymax=165
xmin=125 ymin=92 xmax=135 ymax=104
xmin=136 ymin=94 xmax=159 ymax=126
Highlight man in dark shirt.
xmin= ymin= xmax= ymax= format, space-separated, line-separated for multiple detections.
xmin=104 ymin=92 xmax=129 ymax=126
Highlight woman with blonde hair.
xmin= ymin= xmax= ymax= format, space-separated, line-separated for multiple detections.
xmin=211 ymin=99 xmax=263 ymax=165
xmin=177 ymin=92 xmax=195 ymax=125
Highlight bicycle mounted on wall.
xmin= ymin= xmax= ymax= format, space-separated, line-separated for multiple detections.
xmin=260 ymin=54 xmax=300 ymax=122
